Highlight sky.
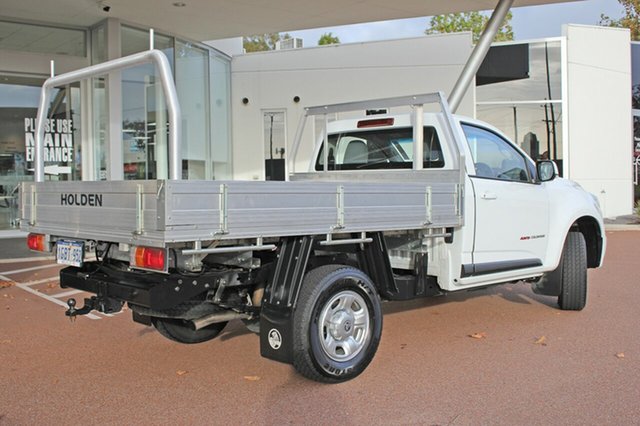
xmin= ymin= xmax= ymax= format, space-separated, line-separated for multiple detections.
xmin=287 ymin=0 xmax=626 ymax=46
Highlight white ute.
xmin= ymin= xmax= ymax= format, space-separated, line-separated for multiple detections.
xmin=21 ymin=51 xmax=605 ymax=383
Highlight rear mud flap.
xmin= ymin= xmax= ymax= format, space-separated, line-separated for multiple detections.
xmin=259 ymin=236 xmax=315 ymax=364
xmin=260 ymin=304 xmax=294 ymax=364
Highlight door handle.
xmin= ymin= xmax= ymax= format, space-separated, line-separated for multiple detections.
xmin=481 ymin=192 xmax=497 ymax=200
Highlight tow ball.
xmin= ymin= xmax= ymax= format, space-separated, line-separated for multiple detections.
xmin=65 ymin=296 xmax=124 ymax=318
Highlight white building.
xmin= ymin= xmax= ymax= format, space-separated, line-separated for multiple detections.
xmin=230 ymin=25 xmax=632 ymax=217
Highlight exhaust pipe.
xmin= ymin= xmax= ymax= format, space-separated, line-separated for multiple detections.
xmin=191 ymin=311 xmax=252 ymax=330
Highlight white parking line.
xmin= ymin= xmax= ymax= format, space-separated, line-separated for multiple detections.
xmin=2 ymin=263 xmax=61 ymax=275
xmin=0 ymin=256 xmax=55 ymax=264
xmin=21 ymin=277 xmax=59 ymax=287
xmin=0 ymin=273 xmax=101 ymax=320
xmin=13 ymin=282 xmax=102 ymax=320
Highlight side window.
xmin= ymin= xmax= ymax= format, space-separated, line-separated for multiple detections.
xmin=461 ymin=124 xmax=530 ymax=183
xmin=315 ymin=126 xmax=444 ymax=171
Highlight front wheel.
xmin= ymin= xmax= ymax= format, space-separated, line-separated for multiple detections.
xmin=557 ymin=232 xmax=588 ymax=310
xmin=293 ymin=265 xmax=382 ymax=383
xmin=530 ymin=232 xmax=588 ymax=310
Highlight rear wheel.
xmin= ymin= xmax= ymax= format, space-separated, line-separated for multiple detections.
xmin=558 ymin=232 xmax=588 ymax=310
xmin=145 ymin=300 xmax=229 ymax=344
xmin=152 ymin=317 xmax=227 ymax=344
xmin=293 ymin=265 xmax=382 ymax=383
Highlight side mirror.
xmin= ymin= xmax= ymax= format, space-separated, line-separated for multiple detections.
xmin=537 ymin=160 xmax=558 ymax=182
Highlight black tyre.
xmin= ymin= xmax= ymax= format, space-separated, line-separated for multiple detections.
xmin=241 ymin=318 xmax=260 ymax=334
xmin=293 ymin=265 xmax=382 ymax=383
xmin=557 ymin=232 xmax=588 ymax=310
xmin=152 ymin=317 xmax=227 ymax=344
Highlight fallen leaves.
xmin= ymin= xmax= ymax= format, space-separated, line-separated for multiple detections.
xmin=534 ymin=336 xmax=547 ymax=346
xmin=615 ymin=352 xmax=625 ymax=359
xmin=0 ymin=339 xmax=11 ymax=344
xmin=243 ymin=375 xmax=261 ymax=381
xmin=400 ymin=343 xmax=407 ymax=350
xmin=0 ymin=281 xmax=14 ymax=289
xmin=468 ymin=332 xmax=487 ymax=339
xmin=176 ymin=370 xmax=188 ymax=376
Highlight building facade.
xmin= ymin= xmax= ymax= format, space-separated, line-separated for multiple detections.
xmin=0 ymin=17 xmax=233 ymax=231
xmin=0 ymin=19 xmax=634 ymax=236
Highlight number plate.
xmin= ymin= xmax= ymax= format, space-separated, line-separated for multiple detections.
xmin=56 ymin=240 xmax=84 ymax=267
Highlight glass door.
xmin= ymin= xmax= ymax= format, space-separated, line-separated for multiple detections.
xmin=0 ymin=74 xmax=82 ymax=229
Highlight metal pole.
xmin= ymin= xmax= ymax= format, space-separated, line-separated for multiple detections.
xmin=448 ymin=0 xmax=514 ymax=113
xmin=545 ymin=42 xmax=558 ymax=160
xmin=512 ymin=106 xmax=518 ymax=144
xmin=543 ymin=103 xmax=551 ymax=156
xmin=413 ymin=105 xmax=424 ymax=170
xmin=269 ymin=114 xmax=274 ymax=160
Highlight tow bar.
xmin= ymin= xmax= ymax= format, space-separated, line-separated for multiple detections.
xmin=65 ymin=296 xmax=123 ymax=318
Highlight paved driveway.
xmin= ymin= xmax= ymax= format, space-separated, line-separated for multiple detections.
xmin=1 ymin=231 xmax=638 ymax=425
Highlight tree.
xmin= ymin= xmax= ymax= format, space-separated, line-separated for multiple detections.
xmin=318 ymin=32 xmax=340 ymax=45
xmin=425 ymin=11 xmax=514 ymax=43
xmin=243 ymin=33 xmax=292 ymax=52
xmin=599 ymin=0 xmax=640 ymax=41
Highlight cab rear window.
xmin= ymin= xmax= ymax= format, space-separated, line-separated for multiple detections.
xmin=315 ymin=126 xmax=444 ymax=171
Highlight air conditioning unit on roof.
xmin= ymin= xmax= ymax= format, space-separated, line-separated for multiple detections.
xmin=275 ymin=38 xmax=303 ymax=50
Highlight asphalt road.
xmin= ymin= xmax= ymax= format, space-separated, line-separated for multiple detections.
xmin=1 ymin=231 xmax=638 ymax=425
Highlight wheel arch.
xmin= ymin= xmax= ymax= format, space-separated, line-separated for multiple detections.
xmin=259 ymin=233 xmax=391 ymax=365
xmin=573 ymin=216 xmax=604 ymax=268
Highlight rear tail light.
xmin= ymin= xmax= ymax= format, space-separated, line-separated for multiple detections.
xmin=130 ymin=246 xmax=167 ymax=272
xmin=27 ymin=233 xmax=47 ymax=251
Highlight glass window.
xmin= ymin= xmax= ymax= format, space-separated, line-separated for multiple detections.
xmin=476 ymin=40 xmax=564 ymax=174
xmin=91 ymin=76 xmax=108 ymax=180
xmin=631 ymin=44 xmax=640 ymax=193
xmin=91 ymin=24 xmax=107 ymax=65
xmin=631 ymin=44 xmax=640 ymax=110
xmin=0 ymin=20 xmax=86 ymax=57
xmin=476 ymin=103 xmax=562 ymax=163
xmin=210 ymin=54 xmax=232 ymax=180
xmin=315 ymin=126 xmax=444 ymax=171
xmin=121 ymin=27 xmax=174 ymax=180
xmin=0 ymin=74 xmax=82 ymax=227
xmin=176 ymin=40 xmax=208 ymax=180
xmin=476 ymin=41 xmax=562 ymax=103
xmin=462 ymin=124 xmax=530 ymax=182
xmin=84 ymin=24 xmax=232 ymax=181
xmin=0 ymin=75 xmax=43 ymax=229
xmin=121 ymin=26 xmax=173 ymax=58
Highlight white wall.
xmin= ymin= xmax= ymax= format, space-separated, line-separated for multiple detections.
xmin=231 ymin=34 xmax=474 ymax=180
xmin=204 ymin=38 xmax=244 ymax=57
xmin=564 ymin=24 xmax=632 ymax=217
